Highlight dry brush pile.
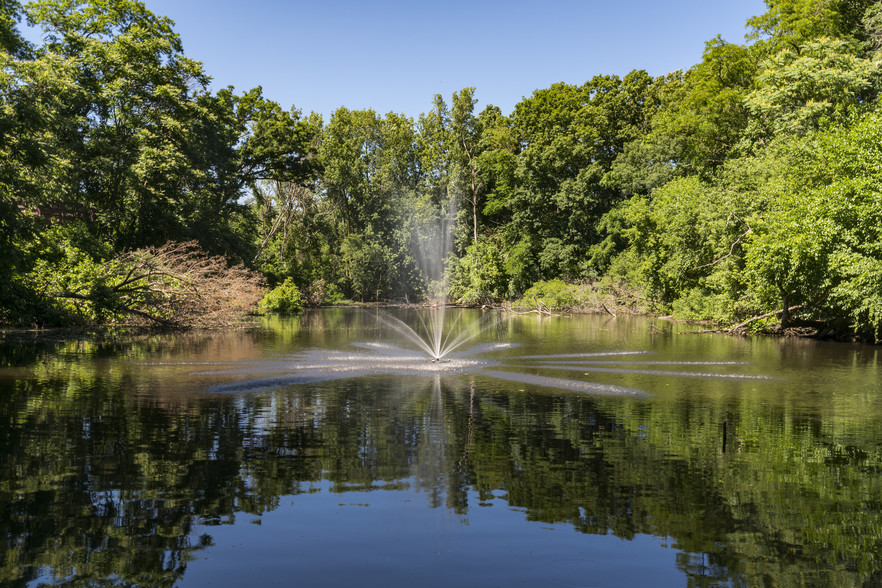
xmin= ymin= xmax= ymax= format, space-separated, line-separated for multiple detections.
xmin=47 ymin=241 xmax=265 ymax=329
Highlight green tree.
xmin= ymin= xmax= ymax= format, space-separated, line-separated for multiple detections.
xmin=200 ymin=87 xmax=320 ymax=260
xmin=449 ymin=87 xmax=483 ymax=245
xmin=747 ymin=0 xmax=878 ymax=49
xmin=0 ymin=17 xmax=81 ymax=322
xmin=475 ymin=105 xmax=518 ymax=227
xmin=504 ymin=71 xmax=660 ymax=285
xmin=743 ymin=37 xmax=879 ymax=141
xmin=23 ymin=0 xmax=318 ymax=258
xmin=605 ymin=175 xmax=757 ymax=319
xmin=645 ymin=39 xmax=759 ymax=176
xmin=25 ymin=0 xmax=213 ymax=248
xmin=0 ymin=0 xmax=28 ymax=57
xmin=252 ymin=177 xmax=336 ymax=290
xmin=742 ymin=111 xmax=882 ymax=339
xmin=319 ymin=107 xmax=420 ymax=300
xmin=448 ymin=235 xmax=508 ymax=304
xmin=416 ymin=94 xmax=454 ymax=212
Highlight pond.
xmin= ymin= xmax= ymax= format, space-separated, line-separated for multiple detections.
xmin=2 ymin=308 xmax=881 ymax=586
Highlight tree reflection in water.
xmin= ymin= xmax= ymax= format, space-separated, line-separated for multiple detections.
xmin=1 ymin=311 xmax=882 ymax=586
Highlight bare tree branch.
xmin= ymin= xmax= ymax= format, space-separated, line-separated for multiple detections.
xmin=695 ymin=213 xmax=752 ymax=270
xmin=48 ymin=241 xmax=265 ymax=328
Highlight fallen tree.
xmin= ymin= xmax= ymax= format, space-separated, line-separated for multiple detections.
xmin=44 ymin=241 xmax=265 ymax=328
xmin=690 ymin=305 xmax=808 ymax=336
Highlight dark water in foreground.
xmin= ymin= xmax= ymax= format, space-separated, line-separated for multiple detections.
xmin=2 ymin=308 xmax=881 ymax=587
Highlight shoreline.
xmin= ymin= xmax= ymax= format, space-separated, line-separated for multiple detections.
xmin=0 ymin=301 xmax=872 ymax=346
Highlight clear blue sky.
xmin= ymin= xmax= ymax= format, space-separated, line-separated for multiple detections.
xmin=31 ymin=0 xmax=769 ymax=119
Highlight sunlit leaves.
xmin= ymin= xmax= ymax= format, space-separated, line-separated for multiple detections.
xmin=744 ymin=37 xmax=879 ymax=139
xmin=507 ymin=72 xmax=661 ymax=282
xmin=647 ymin=38 xmax=759 ymax=175
xmin=747 ymin=0 xmax=877 ymax=48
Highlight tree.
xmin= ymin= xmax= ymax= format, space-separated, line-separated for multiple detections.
xmin=415 ymin=89 xmax=501 ymax=261
xmin=448 ymin=235 xmax=508 ymax=304
xmin=645 ymin=39 xmax=759 ymax=176
xmin=742 ymin=111 xmax=882 ymax=340
xmin=30 ymin=238 xmax=264 ymax=327
xmin=504 ymin=71 xmax=660 ymax=285
xmin=417 ymin=94 xmax=454 ymax=211
xmin=0 ymin=12 xmax=82 ymax=322
xmin=475 ymin=105 xmax=518 ymax=227
xmin=0 ymin=0 xmax=28 ymax=57
xmin=743 ymin=37 xmax=879 ymax=141
xmin=319 ymin=107 xmax=420 ymax=300
xmin=198 ymin=87 xmax=320 ymax=259
xmin=863 ymin=2 xmax=882 ymax=56
xmin=0 ymin=0 xmax=322 ymax=325
xmin=24 ymin=0 xmax=213 ymax=248
xmin=449 ymin=87 xmax=483 ymax=244
xmin=23 ymin=0 xmax=318 ymax=257
xmin=252 ymin=178 xmax=335 ymax=289
xmin=747 ymin=0 xmax=878 ymax=49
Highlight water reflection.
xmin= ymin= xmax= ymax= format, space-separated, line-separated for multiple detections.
xmin=169 ymin=309 xmax=772 ymax=398
xmin=1 ymin=310 xmax=881 ymax=586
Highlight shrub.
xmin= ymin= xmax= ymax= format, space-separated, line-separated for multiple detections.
xmin=259 ymin=278 xmax=303 ymax=315
xmin=304 ymin=279 xmax=345 ymax=307
xmin=519 ymin=279 xmax=585 ymax=310
xmin=448 ymin=237 xmax=508 ymax=305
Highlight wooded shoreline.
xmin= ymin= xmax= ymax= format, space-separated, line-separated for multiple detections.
xmin=3 ymin=0 xmax=882 ymax=342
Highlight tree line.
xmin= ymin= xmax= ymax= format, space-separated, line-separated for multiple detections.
xmin=2 ymin=0 xmax=882 ymax=341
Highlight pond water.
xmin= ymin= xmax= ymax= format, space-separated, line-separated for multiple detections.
xmin=2 ymin=308 xmax=881 ymax=587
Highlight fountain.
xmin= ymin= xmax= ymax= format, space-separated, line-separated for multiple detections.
xmin=378 ymin=308 xmax=494 ymax=362
xmin=370 ymin=196 xmax=512 ymax=363
xmin=180 ymin=204 xmax=771 ymax=397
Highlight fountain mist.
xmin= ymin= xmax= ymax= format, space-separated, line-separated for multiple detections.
xmin=379 ymin=309 xmax=494 ymax=361
xmin=394 ymin=196 xmax=473 ymax=360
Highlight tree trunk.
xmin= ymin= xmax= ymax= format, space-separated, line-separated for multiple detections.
xmin=779 ymin=286 xmax=791 ymax=327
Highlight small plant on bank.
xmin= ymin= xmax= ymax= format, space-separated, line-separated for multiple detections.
xmin=259 ymin=278 xmax=304 ymax=315
xmin=509 ymin=277 xmax=647 ymax=315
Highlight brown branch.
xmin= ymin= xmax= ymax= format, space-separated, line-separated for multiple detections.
xmin=727 ymin=305 xmax=804 ymax=333
xmin=600 ymin=302 xmax=617 ymax=318
xmin=506 ymin=308 xmax=557 ymax=316
xmin=695 ymin=214 xmax=752 ymax=270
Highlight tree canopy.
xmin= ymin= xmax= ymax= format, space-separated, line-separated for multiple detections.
xmin=3 ymin=0 xmax=882 ymax=340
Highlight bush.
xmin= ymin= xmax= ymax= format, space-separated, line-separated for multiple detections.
xmin=670 ymin=288 xmax=739 ymax=322
xmin=259 ymin=278 xmax=303 ymax=315
xmin=519 ymin=279 xmax=585 ymax=310
xmin=448 ymin=237 xmax=508 ymax=305
xmin=304 ymin=279 xmax=345 ymax=307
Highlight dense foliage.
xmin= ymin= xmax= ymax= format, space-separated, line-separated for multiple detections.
xmin=2 ymin=0 xmax=882 ymax=339
xmin=258 ymin=278 xmax=302 ymax=315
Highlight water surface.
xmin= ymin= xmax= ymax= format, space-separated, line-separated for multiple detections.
xmin=2 ymin=309 xmax=881 ymax=586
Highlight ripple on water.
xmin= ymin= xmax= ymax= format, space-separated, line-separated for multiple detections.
xmin=170 ymin=334 xmax=774 ymax=399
